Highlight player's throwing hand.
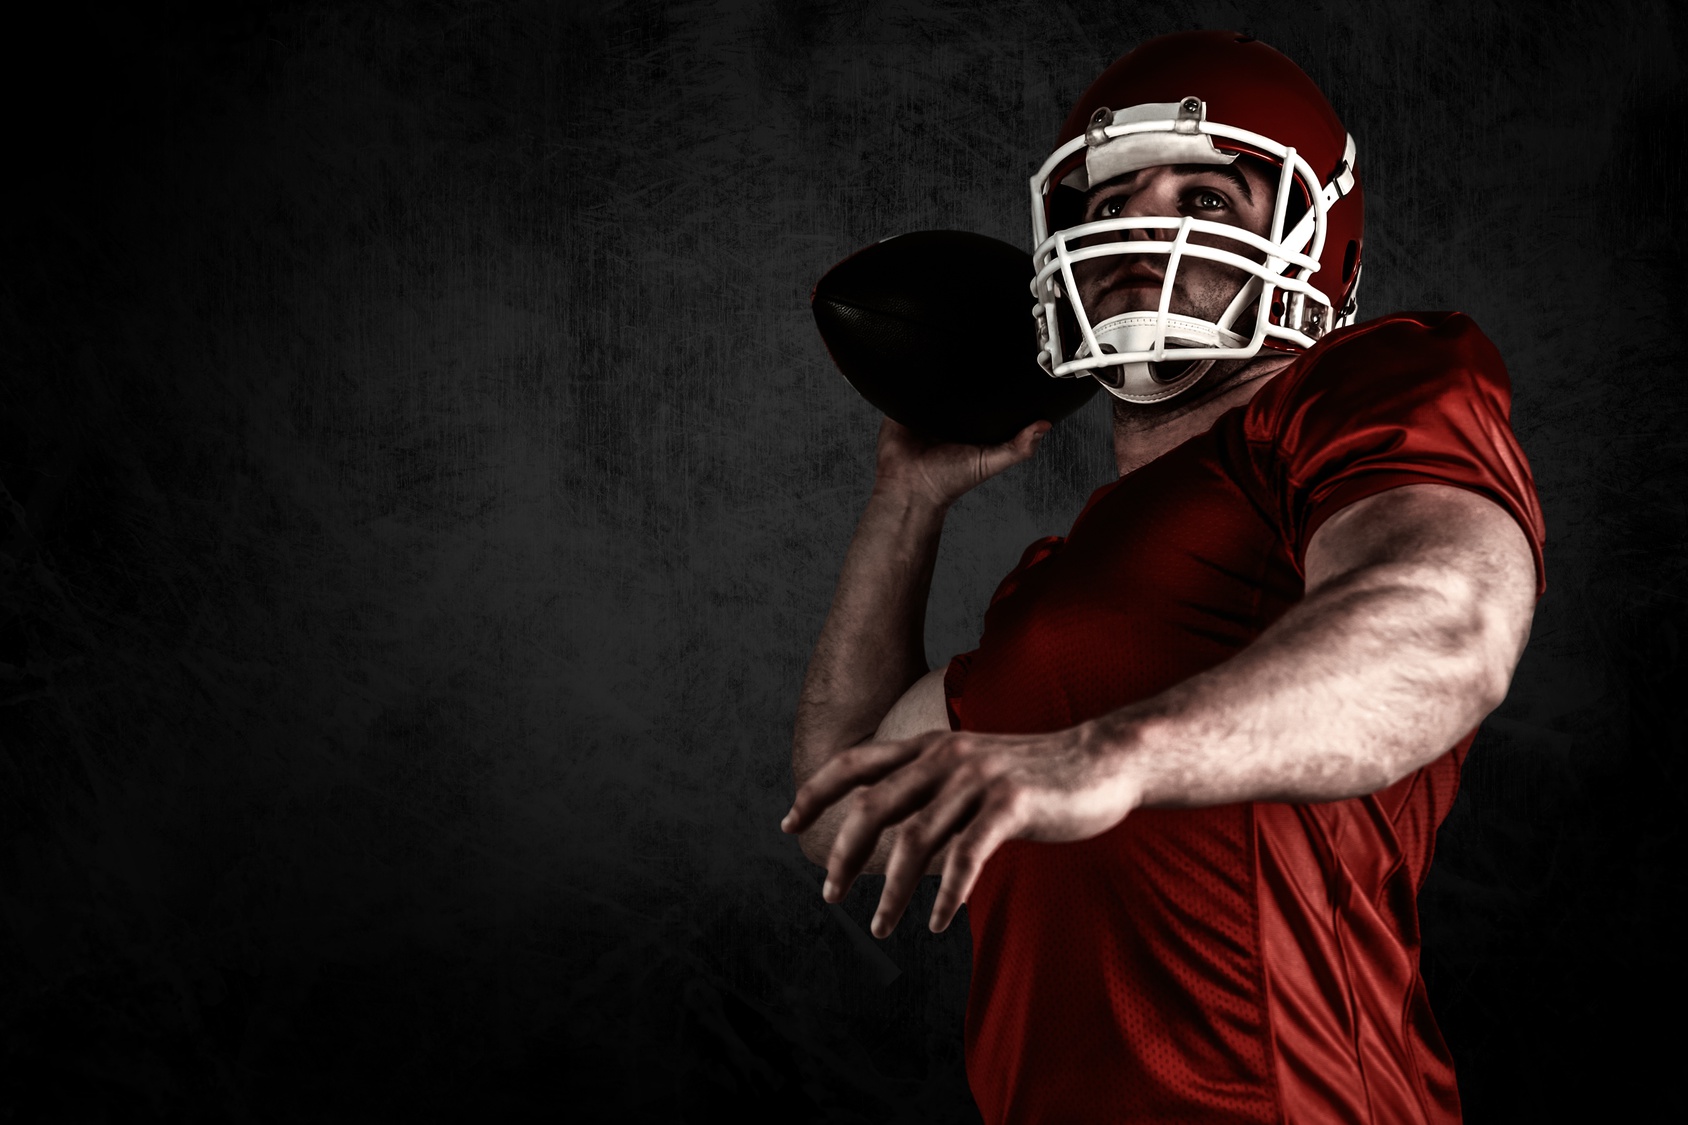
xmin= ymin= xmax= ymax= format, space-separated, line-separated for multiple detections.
xmin=874 ymin=416 xmax=1051 ymax=509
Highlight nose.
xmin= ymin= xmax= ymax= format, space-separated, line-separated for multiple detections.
xmin=1119 ymin=173 xmax=1178 ymax=241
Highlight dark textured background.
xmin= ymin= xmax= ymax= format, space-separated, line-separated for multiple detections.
xmin=3 ymin=1 xmax=1683 ymax=1121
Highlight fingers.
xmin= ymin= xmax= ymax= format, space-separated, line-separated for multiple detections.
xmin=1001 ymin=419 xmax=1055 ymax=463
xmin=928 ymin=785 xmax=1034 ymax=934
xmin=785 ymin=728 xmax=1075 ymax=940
xmin=781 ymin=738 xmax=923 ymax=835
xmin=822 ymin=737 xmax=958 ymax=903
xmin=975 ymin=420 xmax=1052 ymax=480
xmin=869 ymin=768 xmax=990 ymax=937
xmin=875 ymin=418 xmax=1053 ymax=508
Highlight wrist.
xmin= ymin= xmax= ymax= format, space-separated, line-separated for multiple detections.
xmin=1080 ymin=708 xmax=1169 ymax=809
xmin=868 ymin=479 xmax=955 ymax=518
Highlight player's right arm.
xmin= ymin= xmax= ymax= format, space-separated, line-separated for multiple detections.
xmin=791 ymin=416 xmax=1049 ymax=872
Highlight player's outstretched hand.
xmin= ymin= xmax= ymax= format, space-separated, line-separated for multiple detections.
xmin=780 ymin=725 xmax=1144 ymax=938
xmin=873 ymin=416 xmax=1051 ymax=509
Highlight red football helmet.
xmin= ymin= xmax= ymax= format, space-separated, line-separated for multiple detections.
xmin=1030 ymin=31 xmax=1363 ymax=402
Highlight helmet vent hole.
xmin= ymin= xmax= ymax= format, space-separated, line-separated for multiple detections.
xmin=1342 ymin=240 xmax=1359 ymax=283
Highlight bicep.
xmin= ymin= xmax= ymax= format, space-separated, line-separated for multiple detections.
xmin=874 ymin=666 xmax=952 ymax=741
xmin=1304 ymin=484 xmax=1538 ymax=671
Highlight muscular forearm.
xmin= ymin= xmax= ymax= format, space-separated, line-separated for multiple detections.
xmin=791 ymin=419 xmax=1047 ymax=793
xmin=791 ymin=487 xmax=950 ymax=869
xmin=792 ymin=487 xmax=948 ymax=784
xmin=1096 ymin=559 xmax=1520 ymax=807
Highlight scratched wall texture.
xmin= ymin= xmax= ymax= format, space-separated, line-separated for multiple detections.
xmin=2 ymin=1 xmax=1682 ymax=1121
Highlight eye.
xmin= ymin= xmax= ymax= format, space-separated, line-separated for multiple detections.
xmin=1188 ymin=188 xmax=1230 ymax=212
xmin=1087 ymin=192 xmax=1129 ymax=221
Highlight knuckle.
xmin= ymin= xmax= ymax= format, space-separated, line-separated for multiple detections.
xmin=920 ymin=729 xmax=956 ymax=753
xmin=991 ymin=780 xmax=1030 ymax=818
xmin=850 ymin=790 xmax=884 ymax=820
xmin=899 ymin=816 xmax=934 ymax=851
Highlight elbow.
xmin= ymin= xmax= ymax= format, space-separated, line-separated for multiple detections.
xmin=1467 ymin=596 xmax=1534 ymax=722
xmin=1383 ymin=639 xmax=1514 ymax=788
xmin=1473 ymin=656 xmax=1515 ymax=720
xmin=1440 ymin=543 xmax=1539 ymax=721
xmin=789 ymin=760 xmax=831 ymax=868
xmin=1413 ymin=566 xmax=1530 ymax=725
xmin=1437 ymin=630 xmax=1516 ymax=740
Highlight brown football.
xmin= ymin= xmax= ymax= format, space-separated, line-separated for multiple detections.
xmin=811 ymin=230 xmax=1097 ymax=446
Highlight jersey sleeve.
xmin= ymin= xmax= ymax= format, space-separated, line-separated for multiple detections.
xmin=1242 ymin=312 xmax=1547 ymax=594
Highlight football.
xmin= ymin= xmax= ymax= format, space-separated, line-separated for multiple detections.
xmin=811 ymin=230 xmax=1097 ymax=446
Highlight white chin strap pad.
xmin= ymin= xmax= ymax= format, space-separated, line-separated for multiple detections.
xmin=1076 ymin=313 xmax=1244 ymax=404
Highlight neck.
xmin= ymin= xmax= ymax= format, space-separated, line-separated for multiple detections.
xmin=1110 ymin=352 xmax=1297 ymax=476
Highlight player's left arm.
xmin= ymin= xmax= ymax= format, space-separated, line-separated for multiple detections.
xmin=781 ymin=482 xmax=1538 ymax=937
xmin=1109 ymin=481 xmax=1537 ymax=808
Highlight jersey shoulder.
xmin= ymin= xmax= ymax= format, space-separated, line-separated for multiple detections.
xmin=1232 ymin=311 xmax=1544 ymax=592
xmin=1243 ymin=311 xmax=1511 ymax=446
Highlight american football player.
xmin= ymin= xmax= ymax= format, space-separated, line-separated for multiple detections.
xmin=784 ymin=31 xmax=1544 ymax=1123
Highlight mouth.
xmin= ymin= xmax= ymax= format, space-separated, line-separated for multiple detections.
xmin=1093 ymin=256 xmax=1161 ymax=287
xmin=1081 ymin=264 xmax=1172 ymax=325
xmin=1072 ymin=248 xmax=1164 ymax=287
xmin=1075 ymin=258 xmax=1166 ymax=311
xmin=1110 ymin=259 xmax=1165 ymax=287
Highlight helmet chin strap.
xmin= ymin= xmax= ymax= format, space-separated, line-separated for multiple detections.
xmin=1075 ymin=311 xmax=1245 ymax=404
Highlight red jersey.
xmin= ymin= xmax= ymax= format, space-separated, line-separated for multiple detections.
xmin=944 ymin=313 xmax=1546 ymax=1124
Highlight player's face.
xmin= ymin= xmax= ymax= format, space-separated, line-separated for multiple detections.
xmin=1068 ymin=161 xmax=1279 ymax=328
